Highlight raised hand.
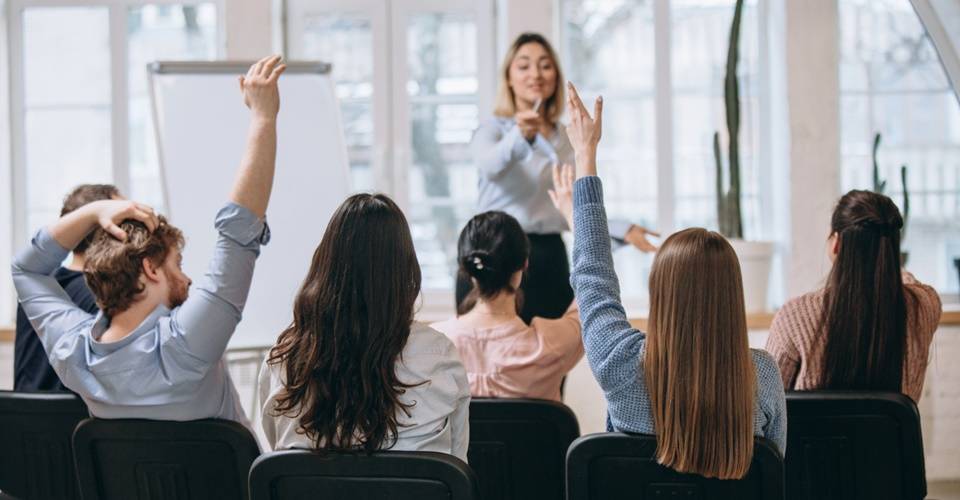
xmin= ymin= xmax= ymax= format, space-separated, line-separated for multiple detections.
xmin=565 ymin=82 xmax=603 ymax=178
xmin=239 ymin=55 xmax=287 ymax=119
xmin=548 ymin=163 xmax=576 ymax=229
xmin=625 ymin=225 xmax=661 ymax=253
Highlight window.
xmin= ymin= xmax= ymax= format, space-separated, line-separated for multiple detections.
xmin=286 ymin=0 xmax=494 ymax=295
xmin=10 ymin=1 xmax=221 ymax=246
xmin=559 ymin=0 xmax=770 ymax=302
xmin=839 ymin=0 xmax=960 ymax=294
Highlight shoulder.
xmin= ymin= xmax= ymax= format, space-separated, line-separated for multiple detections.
xmin=430 ymin=318 xmax=463 ymax=338
xmin=771 ymin=290 xmax=824 ymax=332
xmin=751 ymin=349 xmax=785 ymax=395
xmin=404 ymin=322 xmax=460 ymax=359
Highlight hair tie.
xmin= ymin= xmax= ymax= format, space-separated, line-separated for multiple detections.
xmin=472 ymin=256 xmax=485 ymax=270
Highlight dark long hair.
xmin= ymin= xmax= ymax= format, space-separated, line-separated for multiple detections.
xmin=267 ymin=193 xmax=422 ymax=452
xmin=456 ymin=211 xmax=529 ymax=315
xmin=820 ymin=190 xmax=907 ymax=392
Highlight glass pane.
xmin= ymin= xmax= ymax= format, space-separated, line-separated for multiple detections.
xmin=293 ymin=14 xmax=375 ymax=192
xmin=840 ymin=0 xmax=960 ymax=294
xmin=406 ymin=14 xmax=480 ymax=289
xmin=129 ymin=4 xmax=218 ymax=210
xmin=672 ymin=0 xmax=762 ymax=238
xmin=25 ymin=109 xmax=112 ymax=234
xmin=23 ymin=7 xmax=112 ymax=236
xmin=561 ymin=0 xmax=656 ymax=301
xmin=24 ymin=8 xmax=110 ymax=107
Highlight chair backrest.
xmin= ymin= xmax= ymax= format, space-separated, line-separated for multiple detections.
xmin=785 ymin=391 xmax=926 ymax=500
xmin=468 ymin=398 xmax=579 ymax=500
xmin=0 ymin=391 xmax=89 ymax=500
xmin=566 ymin=433 xmax=784 ymax=500
xmin=249 ymin=450 xmax=479 ymax=500
xmin=72 ymin=418 xmax=260 ymax=500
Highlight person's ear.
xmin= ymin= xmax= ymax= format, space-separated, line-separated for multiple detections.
xmin=142 ymin=257 xmax=163 ymax=283
xmin=829 ymin=233 xmax=840 ymax=257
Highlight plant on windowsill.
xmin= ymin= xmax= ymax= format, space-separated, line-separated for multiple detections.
xmin=870 ymin=132 xmax=911 ymax=265
xmin=713 ymin=0 xmax=774 ymax=314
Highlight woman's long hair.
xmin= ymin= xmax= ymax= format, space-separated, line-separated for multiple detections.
xmin=645 ymin=228 xmax=755 ymax=479
xmin=819 ymin=190 xmax=906 ymax=392
xmin=493 ymin=32 xmax=565 ymax=124
xmin=455 ymin=211 xmax=530 ymax=315
xmin=267 ymin=193 xmax=422 ymax=452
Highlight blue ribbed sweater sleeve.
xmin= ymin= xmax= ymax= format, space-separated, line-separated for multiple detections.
xmin=571 ymin=177 xmax=647 ymax=396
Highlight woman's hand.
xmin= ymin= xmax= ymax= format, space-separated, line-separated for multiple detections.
xmin=548 ymin=163 xmax=576 ymax=229
xmin=625 ymin=225 xmax=660 ymax=253
xmin=515 ymin=109 xmax=542 ymax=142
xmin=565 ymin=82 xmax=602 ymax=178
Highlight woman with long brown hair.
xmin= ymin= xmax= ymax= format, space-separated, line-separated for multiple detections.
xmin=766 ymin=190 xmax=941 ymax=401
xmin=258 ymin=193 xmax=470 ymax=460
xmin=468 ymin=32 xmax=656 ymax=324
xmin=565 ymin=83 xmax=786 ymax=478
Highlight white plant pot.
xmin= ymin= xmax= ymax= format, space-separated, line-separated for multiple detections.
xmin=727 ymin=239 xmax=775 ymax=314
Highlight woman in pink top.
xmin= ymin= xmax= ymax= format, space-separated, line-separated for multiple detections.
xmin=766 ymin=190 xmax=941 ymax=402
xmin=434 ymin=169 xmax=583 ymax=401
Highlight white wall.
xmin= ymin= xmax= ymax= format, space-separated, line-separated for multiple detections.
xmin=224 ymin=0 xmax=274 ymax=58
xmin=496 ymin=0 xmax=555 ymax=59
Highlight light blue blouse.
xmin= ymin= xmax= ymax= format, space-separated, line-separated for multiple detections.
xmin=11 ymin=202 xmax=269 ymax=430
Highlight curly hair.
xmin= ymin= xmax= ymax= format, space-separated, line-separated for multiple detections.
xmin=83 ymin=216 xmax=184 ymax=317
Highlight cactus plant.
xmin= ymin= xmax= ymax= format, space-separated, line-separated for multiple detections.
xmin=714 ymin=0 xmax=744 ymax=239
xmin=870 ymin=132 xmax=910 ymax=238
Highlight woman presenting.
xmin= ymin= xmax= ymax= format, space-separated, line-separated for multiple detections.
xmin=466 ymin=32 xmax=656 ymax=323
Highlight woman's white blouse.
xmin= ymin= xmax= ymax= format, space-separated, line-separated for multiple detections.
xmin=257 ymin=322 xmax=471 ymax=462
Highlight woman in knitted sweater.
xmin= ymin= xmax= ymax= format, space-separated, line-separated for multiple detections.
xmin=766 ymin=190 xmax=941 ymax=402
xmin=565 ymin=83 xmax=786 ymax=479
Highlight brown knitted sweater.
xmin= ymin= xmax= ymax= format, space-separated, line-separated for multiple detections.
xmin=765 ymin=272 xmax=942 ymax=402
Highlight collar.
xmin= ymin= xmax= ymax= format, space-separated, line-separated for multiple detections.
xmin=88 ymin=304 xmax=171 ymax=355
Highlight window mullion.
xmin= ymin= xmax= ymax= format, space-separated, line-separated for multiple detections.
xmin=110 ymin=4 xmax=130 ymax=195
xmin=654 ymin=0 xmax=674 ymax=233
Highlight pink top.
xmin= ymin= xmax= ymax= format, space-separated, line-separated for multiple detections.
xmin=765 ymin=272 xmax=941 ymax=402
xmin=432 ymin=302 xmax=584 ymax=402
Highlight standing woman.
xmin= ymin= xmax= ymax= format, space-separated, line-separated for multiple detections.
xmin=468 ymin=32 xmax=656 ymax=323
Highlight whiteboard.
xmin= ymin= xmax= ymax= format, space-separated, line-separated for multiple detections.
xmin=149 ymin=61 xmax=351 ymax=348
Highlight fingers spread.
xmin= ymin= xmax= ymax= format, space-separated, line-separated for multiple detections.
xmin=268 ymin=63 xmax=287 ymax=83
xmin=260 ymin=55 xmax=282 ymax=78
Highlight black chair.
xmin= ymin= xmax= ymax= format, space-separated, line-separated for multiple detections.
xmin=566 ymin=433 xmax=784 ymax=500
xmin=785 ymin=391 xmax=926 ymax=500
xmin=0 ymin=391 xmax=89 ymax=500
xmin=249 ymin=449 xmax=479 ymax=500
xmin=72 ymin=418 xmax=260 ymax=500
xmin=468 ymin=398 xmax=580 ymax=500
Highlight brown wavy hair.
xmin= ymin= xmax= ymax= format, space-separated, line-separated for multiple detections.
xmin=267 ymin=193 xmax=422 ymax=452
xmin=646 ymin=228 xmax=755 ymax=479
xmin=820 ymin=190 xmax=907 ymax=392
xmin=83 ymin=216 xmax=184 ymax=317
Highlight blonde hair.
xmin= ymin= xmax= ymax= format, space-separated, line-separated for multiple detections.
xmin=645 ymin=228 xmax=756 ymax=479
xmin=493 ymin=33 xmax=565 ymax=125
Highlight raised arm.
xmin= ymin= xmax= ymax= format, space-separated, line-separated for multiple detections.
xmin=230 ymin=55 xmax=286 ymax=218
xmin=566 ymin=83 xmax=646 ymax=393
xmin=169 ymin=56 xmax=285 ymax=362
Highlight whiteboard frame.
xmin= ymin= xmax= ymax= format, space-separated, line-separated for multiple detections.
xmin=147 ymin=60 xmax=332 ymax=213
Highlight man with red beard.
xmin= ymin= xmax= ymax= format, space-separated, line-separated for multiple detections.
xmin=11 ymin=55 xmax=286 ymax=429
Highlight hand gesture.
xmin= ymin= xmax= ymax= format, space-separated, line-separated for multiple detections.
xmin=548 ymin=163 xmax=575 ymax=229
xmin=90 ymin=200 xmax=159 ymax=241
xmin=625 ymin=225 xmax=661 ymax=253
xmin=515 ymin=109 xmax=542 ymax=142
xmin=565 ymin=82 xmax=603 ymax=178
xmin=239 ymin=55 xmax=287 ymax=119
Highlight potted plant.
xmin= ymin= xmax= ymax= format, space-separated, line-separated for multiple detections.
xmin=870 ymin=133 xmax=910 ymax=265
xmin=713 ymin=0 xmax=774 ymax=314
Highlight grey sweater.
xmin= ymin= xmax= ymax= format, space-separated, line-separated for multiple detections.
xmin=570 ymin=176 xmax=787 ymax=454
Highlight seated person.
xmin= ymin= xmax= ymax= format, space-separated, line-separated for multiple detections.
xmin=766 ymin=190 xmax=942 ymax=402
xmin=433 ymin=172 xmax=583 ymax=401
xmin=15 ymin=184 xmax=120 ymax=392
xmin=259 ymin=193 xmax=470 ymax=461
xmin=566 ymin=83 xmax=786 ymax=478
xmin=11 ymin=56 xmax=286 ymax=427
